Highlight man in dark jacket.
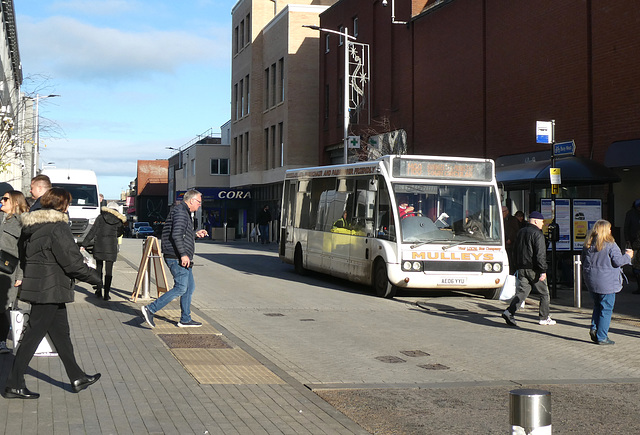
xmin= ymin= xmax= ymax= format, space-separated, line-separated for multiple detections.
xmin=257 ymin=205 xmax=272 ymax=244
xmin=502 ymin=211 xmax=556 ymax=327
xmin=141 ymin=190 xmax=208 ymax=328
xmin=29 ymin=174 xmax=51 ymax=211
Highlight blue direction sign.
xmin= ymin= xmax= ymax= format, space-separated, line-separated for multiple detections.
xmin=553 ymin=140 xmax=575 ymax=156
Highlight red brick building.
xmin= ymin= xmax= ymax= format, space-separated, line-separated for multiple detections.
xmin=318 ymin=0 xmax=640 ymax=235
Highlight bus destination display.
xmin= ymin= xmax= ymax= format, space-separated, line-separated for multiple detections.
xmin=393 ymin=159 xmax=493 ymax=181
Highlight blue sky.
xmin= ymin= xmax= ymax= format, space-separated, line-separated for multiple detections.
xmin=15 ymin=0 xmax=234 ymax=199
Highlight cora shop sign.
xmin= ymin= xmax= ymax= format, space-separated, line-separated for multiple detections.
xmin=216 ymin=189 xmax=251 ymax=199
xmin=177 ymin=188 xmax=252 ymax=202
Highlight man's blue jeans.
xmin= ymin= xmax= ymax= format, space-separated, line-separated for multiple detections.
xmin=147 ymin=258 xmax=195 ymax=324
xmin=590 ymin=292 xmax=616 ymax=342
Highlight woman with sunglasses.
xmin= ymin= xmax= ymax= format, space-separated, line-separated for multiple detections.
xmin=4 ymin=188 xmax=102 ymax=399
xmin=0 ymin=190 xmax=28 ymax=354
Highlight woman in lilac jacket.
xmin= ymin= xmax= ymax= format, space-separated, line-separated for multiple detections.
xmin=582 ymin=220 xmax=634 ymax=345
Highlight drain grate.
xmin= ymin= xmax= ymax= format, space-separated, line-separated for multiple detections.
xmin=300 ymin=319 xmax=315 ymax=322
xmin=375 ymin=356 xmax=406 ymax=363
xmin=400 ymin=350 xmax=430 ymax=357
xmin=418 ymin=363 xmax=449 ymax=370
xmin=158 ymin=334 xmax=231 ymax=349
xmin=264 ymin=313 xmax=285 ymax=317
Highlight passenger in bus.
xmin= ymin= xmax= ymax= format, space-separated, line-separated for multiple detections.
xmin=397 ymin=196 xmax=415 ymax=219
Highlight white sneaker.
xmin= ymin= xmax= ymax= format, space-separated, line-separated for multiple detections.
xmin=0 ymin=341 xmax=10 ymax=354
xmin=539 ymin=317 xmax=557 ymax=326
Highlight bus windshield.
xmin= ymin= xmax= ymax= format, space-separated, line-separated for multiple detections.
xmin=393 ymin=183 xmax=502 ymax=244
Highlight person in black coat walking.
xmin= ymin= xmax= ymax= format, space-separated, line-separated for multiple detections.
xmin=81 ymin=202 xmax=126 ymax=300
xmin=4 ymin=188 xmax=102 ymax=399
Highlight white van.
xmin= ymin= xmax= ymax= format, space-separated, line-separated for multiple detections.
xmin=41 ymin=169 xmax=101 ymax=243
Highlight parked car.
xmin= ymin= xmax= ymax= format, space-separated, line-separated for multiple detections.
xmin=132 ymin=222 xmax=150 ymax=237
xmin=135 ymin=225 xmax=155 ymax=239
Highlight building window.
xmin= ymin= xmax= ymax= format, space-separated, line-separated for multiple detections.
xmin=353 ymin=17 xmax=358 ymax=37
xmin=339 ymin=26 xmax=344 ymax=46
xmin=325 ymin=34 xmax=330 ymax=53
xmin=211 ymin=158 xmax=230 ymax=175
xmin=234 ymin=26 xmax=239 ymax=54
xmin=264 ymin=67 xmax=270 ymax=110
xmin=245 ymin=14 xmax=251 ymax=45
xmin=233 ymin=83 xmax=238 ymax=120
xmin=244 ymin=132 xmax=249 ymax=172
xmin=264 ymin=128 xmax=269 ymax=170
xmin=240 ymin=19 xmax=245 ymax=48
xmin=191 ymin=159 xmax=196 ymax=176
xmin=278 ymin=58 xmax=284 ymax=103
xmin=271 ymin=125 xmax=277 ymax=169
xmin=279 ymin=122 xmax=284 ymax=167
xmin=244 ymin=74 xmax=250 ymax=115
xmin=270 ymin=64 xmax=276 ymax=107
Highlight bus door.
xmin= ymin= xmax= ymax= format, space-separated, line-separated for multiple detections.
xmin=347 ymin=178 xmax=377 ymax=282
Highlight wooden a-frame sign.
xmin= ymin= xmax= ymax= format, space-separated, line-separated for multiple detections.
xmin=131 ymin=236 xmax=169 ymax=301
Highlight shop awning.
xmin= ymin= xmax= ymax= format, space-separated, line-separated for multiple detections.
xmin=604 ymin=139 xmax=640 ymax=168
xmin=496 ymin=156 xmax=620 ymax=190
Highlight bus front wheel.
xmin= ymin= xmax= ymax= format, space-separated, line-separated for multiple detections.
xmin=481 ymin=288 xmax=501 ymax=300
xmin=373 ymin=260 xmax=397 ymax=298
xmin=294 ymin=245 xmax=308 ymax=276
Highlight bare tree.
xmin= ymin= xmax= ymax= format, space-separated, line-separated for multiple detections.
xmin=353 ymin=117 xmax=408 ymax=161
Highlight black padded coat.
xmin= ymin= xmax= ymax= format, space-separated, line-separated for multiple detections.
xmin=19 ymin=209 xmax=101 ymax=304
xmin=81 ymin=207 xmax=126 ymax=262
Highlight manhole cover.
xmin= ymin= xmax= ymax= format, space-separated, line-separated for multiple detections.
xmin=158 ymin=334 xmax=231 ymax=349
xmin=375 ymin=356 xmax=406 ymax=363
xmin=400 ymin=350 xmax=430 ymax=357
xmin=264 ymin=313 xmax=285 ymax=317
xmin=418 ymin=363 xmax=449 ymax=370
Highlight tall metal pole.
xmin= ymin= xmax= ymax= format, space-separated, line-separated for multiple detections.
xmin=32 ymin=94 xmax=60 ymax=176
xmin=33 ymin=95 xmax=40 ymax=176
xmin=550 ymin=119 xmax=557 ymax=299
xmin=343 ymin=28 xmax=350 ymax=164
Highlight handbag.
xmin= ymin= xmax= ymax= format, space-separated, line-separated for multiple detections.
xmin=0 ymin=249 xmax=18 ymax=274
xmin=10 ymin=302 xmax=58 ymax=356
xmin=499 ymin=274 xmax=517 ymax=301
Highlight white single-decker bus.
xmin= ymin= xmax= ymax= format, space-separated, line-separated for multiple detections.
xmin=279 ymin=155 xmax=508 ymax=298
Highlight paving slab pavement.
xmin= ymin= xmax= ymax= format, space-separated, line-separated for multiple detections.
xmin=0 ymin=241 xmax=367 ymax=435
xmin=3 ymin=238 xmax=640 ymax=434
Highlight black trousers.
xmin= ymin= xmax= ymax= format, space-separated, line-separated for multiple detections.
xmin=96 ymin=260 xmax=114 ymax=282
xmin=6 ymin=303 xmax=84 ymax=389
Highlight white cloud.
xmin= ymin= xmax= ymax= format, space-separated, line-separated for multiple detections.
xmin=18 ymin=16 xmax=229 ymax=82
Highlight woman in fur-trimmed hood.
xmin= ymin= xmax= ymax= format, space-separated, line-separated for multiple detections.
xmin=81 ymin=202 xmax=125 ymax=300
xmin=5 ymin=188 xmax=102 ymax=399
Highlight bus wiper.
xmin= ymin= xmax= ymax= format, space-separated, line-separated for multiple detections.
xmin=409 ymin=239 xmax=435 ymax=249
xmin=442 ymin=240 xmax=479 ymax=251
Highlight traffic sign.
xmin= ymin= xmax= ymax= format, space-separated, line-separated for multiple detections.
xmin=536 ymin=121 xmax=553 ymax=144
xmin=553 ymin=140 xmax=575 ymax=156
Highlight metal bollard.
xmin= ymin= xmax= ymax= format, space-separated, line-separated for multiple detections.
xmin=573 ymin=254 xmax=582 ymax=308
xmin=223 ymin=222 xmax=228 ymax=242
xmin=509 ymin=389 xmax=551 ymax=434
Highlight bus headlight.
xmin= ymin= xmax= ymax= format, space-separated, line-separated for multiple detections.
xmin=402 ymin=261 xmax=423 ymax=272
xmin=483 ymin=262 xmax=503 ymax=273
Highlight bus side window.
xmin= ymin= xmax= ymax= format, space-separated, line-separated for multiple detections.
xmin=297 ymin=180 xmax=312 ymax=229
xmin=376 ymin=182 xmax=395 ymax=241
xmin=354 ymin=178 xmax=375 ymax=236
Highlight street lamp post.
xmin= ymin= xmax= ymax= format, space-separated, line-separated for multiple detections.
xmin=303 ymin=25 xmax=356 ymax=164
xmin=32 ymin=94 xmax=60 ymax=175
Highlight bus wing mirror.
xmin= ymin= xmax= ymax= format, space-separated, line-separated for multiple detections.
xmin=369 ymin=179 xmax=378 ymax=191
